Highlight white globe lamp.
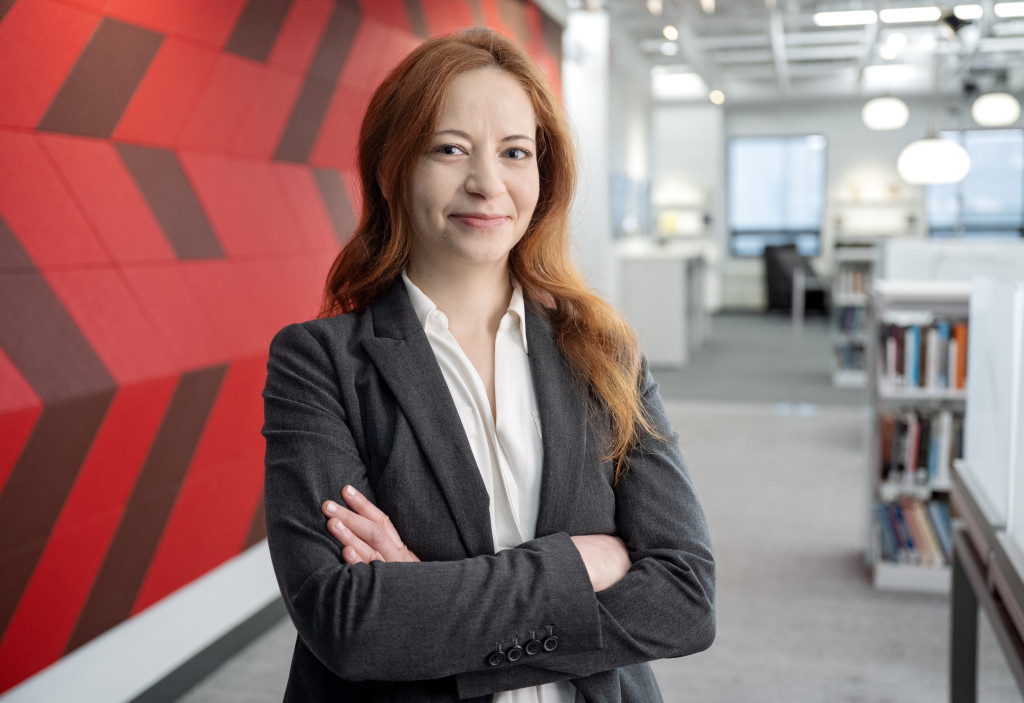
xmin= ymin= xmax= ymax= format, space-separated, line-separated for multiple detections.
xmin=896 ymin=138 xmax=970 ymax=184
xmin=971 ymin=92 xmax=1021 ymax=127
xmin=862 ymin=97 xmax=910 ymax=130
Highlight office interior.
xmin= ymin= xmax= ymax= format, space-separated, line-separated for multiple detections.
xmin=2 ymin=0 xmax=1024 ymax=700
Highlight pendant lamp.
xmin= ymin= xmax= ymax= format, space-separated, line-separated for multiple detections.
xmin=971 ymin=92 xmax=1021 ymax=127
xmin=896 ymin=138 xmax=970 ymax=184
xmin=862 ymin=97 xmax=910 ymax=130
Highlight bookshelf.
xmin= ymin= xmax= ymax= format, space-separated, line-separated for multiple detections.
xmin=866 ymin=280 xmax=971 ymax=593
xmin=831 ymin=246 xmax=877 ymax=388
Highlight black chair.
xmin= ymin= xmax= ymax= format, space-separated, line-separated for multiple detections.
xmin=763 ymin=244 xmax=827 ymax=314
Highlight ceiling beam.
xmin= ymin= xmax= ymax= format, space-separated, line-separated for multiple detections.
xmin=675 ymin=18 xmax=718 ymax=89
xmin=767 ymin=0 xmax=791 ymax=93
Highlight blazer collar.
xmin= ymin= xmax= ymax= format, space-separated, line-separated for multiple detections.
xmin=361 ymin=280 xmax=586 ymax=553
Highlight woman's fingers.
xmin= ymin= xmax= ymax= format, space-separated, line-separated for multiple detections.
xmin=322 ymin=505 xmax=382 ymax=563
xmin=340 ymin=486 xmax=420 ymax=562
xmin=321 ymin=488 xmax=420 ymax=563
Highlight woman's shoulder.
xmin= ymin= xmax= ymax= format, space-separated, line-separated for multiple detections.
xmin=269 ymin=307 xmax=374 ymax=362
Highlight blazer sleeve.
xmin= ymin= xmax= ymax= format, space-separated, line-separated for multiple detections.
xmin=453 ymin=364 xmax=716 ymax=698
xmin=263 ymin=322 xmax=603 ymax=684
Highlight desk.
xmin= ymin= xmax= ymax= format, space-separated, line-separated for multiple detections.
xmin=950 ymin=466 xmax=1024 ymax=702
xmin=617 ymin=239 xmax=710 ymax=368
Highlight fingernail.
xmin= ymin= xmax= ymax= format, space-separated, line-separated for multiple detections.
xmin=345 ymin=486 xmax=357 ymax=497
xmin=324 ymin=501 xmax=337 ymax=513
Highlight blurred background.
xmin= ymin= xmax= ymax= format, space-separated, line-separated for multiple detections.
xmin=2 ymin=0 xmax=1024 ymax=701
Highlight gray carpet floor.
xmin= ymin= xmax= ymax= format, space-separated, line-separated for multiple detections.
xmin=176 ymin=314 xmax=1023 ymax=702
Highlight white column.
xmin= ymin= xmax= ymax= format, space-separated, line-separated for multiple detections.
xmin=562 ymin=11 xmax=614 ymax=302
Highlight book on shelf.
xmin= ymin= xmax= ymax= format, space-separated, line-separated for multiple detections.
xmin=834 ymin=345 xmax=865 ymax=371
xmin=879 ymin=408 xmax=962 ymax=488
xmin=878 ymin=318 xmax=969 ymax=391
xmin=836 ymin=264 xmax=871 ymax=296
xmin=875 ymin=497 xmax=953 ymax=567
xmin=837 ymin=306 xmax=867 ymax=335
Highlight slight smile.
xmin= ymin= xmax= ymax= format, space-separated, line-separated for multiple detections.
xmin=450 ymin=213 xmax=509 ymax=229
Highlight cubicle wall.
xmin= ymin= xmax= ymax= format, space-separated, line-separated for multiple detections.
xmin=0 ymin=0 xmax=562 ymax=693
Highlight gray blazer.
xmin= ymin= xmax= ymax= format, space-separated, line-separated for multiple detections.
xmin=262 ymin=279 xmax=715 ymax=702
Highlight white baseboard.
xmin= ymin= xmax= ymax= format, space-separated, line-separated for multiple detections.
xmin=1 ymin=541 xmax=281 ymax=703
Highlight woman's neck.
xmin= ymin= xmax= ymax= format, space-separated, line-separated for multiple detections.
xmin=406 ymin=260 xmax=514 ymax=338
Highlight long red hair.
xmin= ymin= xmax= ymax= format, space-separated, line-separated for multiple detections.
xmin=320 ymin=27 xmax=657 ymax=476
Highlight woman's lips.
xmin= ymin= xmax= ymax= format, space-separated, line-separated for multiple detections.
xmin=450 ymin=214 xmax=508 ymax=229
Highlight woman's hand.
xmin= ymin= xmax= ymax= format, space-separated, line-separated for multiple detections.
xmin=571 ymin=534 xmax=631 ymax=592
xmin=322 ymin=485 xmax=420 ymax=565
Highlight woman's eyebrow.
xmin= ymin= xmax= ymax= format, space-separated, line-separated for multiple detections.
xmin=435 ymin=129 xmax=535 ymax=143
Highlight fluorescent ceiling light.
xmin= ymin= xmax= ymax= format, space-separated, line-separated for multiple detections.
xmin=663 ymin=25 xmax=679 ymax=41
xmin=879 ymin=32 xmax=908 ymax=59
xmin=651 ymin=69 xmax=708 ymax=100
xmin=879 ymin=7 xmax=942 ymax=23
xmin=996 ymin=2 xmax=1024 ymax=17
xmin=813 ymin=10 xmax=878 ymax=26
xmin=954 ymin=4 xmax=984 ymax=19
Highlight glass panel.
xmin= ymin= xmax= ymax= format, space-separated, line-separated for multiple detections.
xmin=729 ymin=135 xmax=826 ymax=256
xmin=928 ymin=129 xmax=1024 ymax=237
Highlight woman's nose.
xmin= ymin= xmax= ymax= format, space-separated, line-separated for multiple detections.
xmin=464 ymin=156 xmax=506 ymax=199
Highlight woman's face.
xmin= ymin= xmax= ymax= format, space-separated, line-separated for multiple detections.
xmin=406 ymin=68 xmax=540 ymax=277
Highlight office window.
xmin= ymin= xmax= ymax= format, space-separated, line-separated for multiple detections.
xmin=728 ymin=135 xmax=827 ymax=257
xmin=927 ymin=129 xmax=1024 ymax=238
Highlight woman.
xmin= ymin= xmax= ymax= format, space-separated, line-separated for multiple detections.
xmin=262 ymin=27 xmax=714 ymax=703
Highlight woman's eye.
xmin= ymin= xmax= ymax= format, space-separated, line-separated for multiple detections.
xmin=505 ymin=147 xmax=530 ymax=159
xmin=436 ymin=144 xmax=466 ymax=156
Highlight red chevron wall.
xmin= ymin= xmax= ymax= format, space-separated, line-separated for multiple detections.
xmin=0 ymin=0 xmax=563 ymax=692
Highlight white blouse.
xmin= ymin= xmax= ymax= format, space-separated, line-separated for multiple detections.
xmin=401 ymin=272 xmax=581 ymax=703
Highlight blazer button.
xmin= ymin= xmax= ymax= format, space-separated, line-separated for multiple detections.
xmin=487 ymin=649 xmax=506 ymax=667
xmin=524 ymin=639 xmax=542 ymax=656
xmin=507 ymin=644 xmax=524 ymax=663
xmin=541 ymin=625 xmax=559 ymax=652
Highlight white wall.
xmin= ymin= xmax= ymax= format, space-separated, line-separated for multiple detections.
xmin=720 ymin=96 xmax=939 ymax=309
xmin=649 ymin=104 xmax=725 ymax=309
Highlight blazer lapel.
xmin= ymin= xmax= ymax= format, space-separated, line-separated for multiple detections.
xmin=525 ymin=305 xmax=587 ymax=537
xmin=361 ymin=281 xmax=494 ymax=556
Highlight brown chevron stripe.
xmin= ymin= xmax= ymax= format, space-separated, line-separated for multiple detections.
xmin=497 ymin=0 xmax=530 ymax=44
xmin=311 ymin=168 xmax=355 ymax=244
xmin=225 ymin=0 xmax=295 ymax=63
xmin=0 ymin=215 xmax=34 ymax=271
xmin=466 ymin=0 xmax=485 ymax=27
xmin=0 ymin=0 xmax=17 ymax=23
xmin=0 ymin=392 xmax=114 ymax=639
xmin=0 ymin=221 xmax=116 ymax=637
xmin=0 ymin=245 xmax=114 ymax=404
xmin=65 ymin=364 xmax=228 ymax=653
xmin=38 ymin=18 xmax=163 ymax=138
xmin=243 ymin=490 xmax=267 ymax=549
xmin=115 ymin=144 xmax=224 ymax=260
xmin=403 ymin=0 xmax=428 ymax=39
xmin=540 ymin=10 xmax=563 ymax=65
xmin=273 ymin=1 xmax=361 ymax=163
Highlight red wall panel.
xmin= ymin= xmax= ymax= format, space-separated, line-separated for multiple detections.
xmin=0 ymin=0 xmax=562 ymax=691
xmin=0 ymin=0 xmax=99 ymax=129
